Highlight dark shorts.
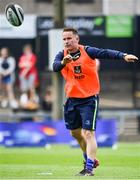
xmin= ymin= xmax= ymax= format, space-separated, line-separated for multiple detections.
xmin=2 ymin=75 xmax=12 ymax=84
xmin=64 ymin=95 xmax=99 ymax=131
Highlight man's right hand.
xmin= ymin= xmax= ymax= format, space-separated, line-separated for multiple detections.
xmin=61 ymin=54 xmax=73 ymax=66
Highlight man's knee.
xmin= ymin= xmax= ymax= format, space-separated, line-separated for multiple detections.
xmin=82 ymin=129 xmax=94 ymax=140
xmin=70 ymin=129 xmax=82 ymax=140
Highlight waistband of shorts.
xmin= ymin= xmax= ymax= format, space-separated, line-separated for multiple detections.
xmin=68 ymin=95 xmax=98 ymax=101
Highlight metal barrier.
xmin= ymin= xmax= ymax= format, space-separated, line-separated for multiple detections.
xmin=99 ymin=109 xmax=140 ymax=135
xmin=0 ymin=109 xmax=140 ymax=136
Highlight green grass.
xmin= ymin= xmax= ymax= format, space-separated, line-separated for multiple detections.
xmin=0 ymin=143 xmax=140 ymax=179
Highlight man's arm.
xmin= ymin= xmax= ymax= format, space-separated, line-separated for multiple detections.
xmin=53 ymin=51 xmax=65 ymax=72
xmin=53 ymin=51 xmax=74 ymax=72
xmin=86 ymin=46 xmax=138 ymax=62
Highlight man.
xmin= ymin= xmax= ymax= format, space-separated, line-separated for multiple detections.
xmin=53 ymin=27 xmax=138 ymax=176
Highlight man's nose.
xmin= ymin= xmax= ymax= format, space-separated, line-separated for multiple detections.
xmin=65 ymin=38 xmax=70 ymax=42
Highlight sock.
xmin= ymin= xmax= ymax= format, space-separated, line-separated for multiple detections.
xmin=83 ymin=153 xmax=87 ymax=161
xmin=86 ymin=158 xmax=94 ymax=172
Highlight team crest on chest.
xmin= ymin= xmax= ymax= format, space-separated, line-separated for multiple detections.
xmin=74 ymin=65 xmax=85 ymax=79
xmin=74 ymin=65 xmax=82 ymax=74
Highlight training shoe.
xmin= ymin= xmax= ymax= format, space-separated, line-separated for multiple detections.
xmin=77 ymin=161 xmax=86 ymax=175
xmin=94 ymin=158 xmax=100 ymax=168
xmin=77 ymin=159 xmax=99 ymax=175
xmin=76 ymin=169 xmax=94 ymax=176
xmin=84 ymin=169 xmax=94 ymax=176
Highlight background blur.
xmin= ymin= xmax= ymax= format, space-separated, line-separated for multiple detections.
xmin=0 ymin=0 xmax=140 ymax=147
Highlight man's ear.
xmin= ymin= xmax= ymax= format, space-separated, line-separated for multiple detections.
xmin=76 ymin=35 xmax=79 ymax=42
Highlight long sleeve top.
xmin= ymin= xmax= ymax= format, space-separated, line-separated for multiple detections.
xmin=53 ymin=46 xmax=125 ymax=72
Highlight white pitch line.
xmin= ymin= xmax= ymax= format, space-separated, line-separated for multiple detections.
xmin=37 ymin=172 xmax=53 ymax=175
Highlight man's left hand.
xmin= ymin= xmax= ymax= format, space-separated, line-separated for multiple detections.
xmin=124 ymin=54 xmax=138 ymax=62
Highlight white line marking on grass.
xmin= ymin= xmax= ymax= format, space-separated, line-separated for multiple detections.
xmin=37 ymin=172 xmax=53 ymax=175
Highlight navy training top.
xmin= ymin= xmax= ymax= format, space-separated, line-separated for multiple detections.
xmin=53 ymin=46 xmax=125 ymax=72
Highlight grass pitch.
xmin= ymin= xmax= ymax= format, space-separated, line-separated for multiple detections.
xmin=0 ymin=143 xmax=140 ymax=179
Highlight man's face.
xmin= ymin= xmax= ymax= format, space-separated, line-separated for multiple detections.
xmin=62 ymin=31 xmax=79 ymax=52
